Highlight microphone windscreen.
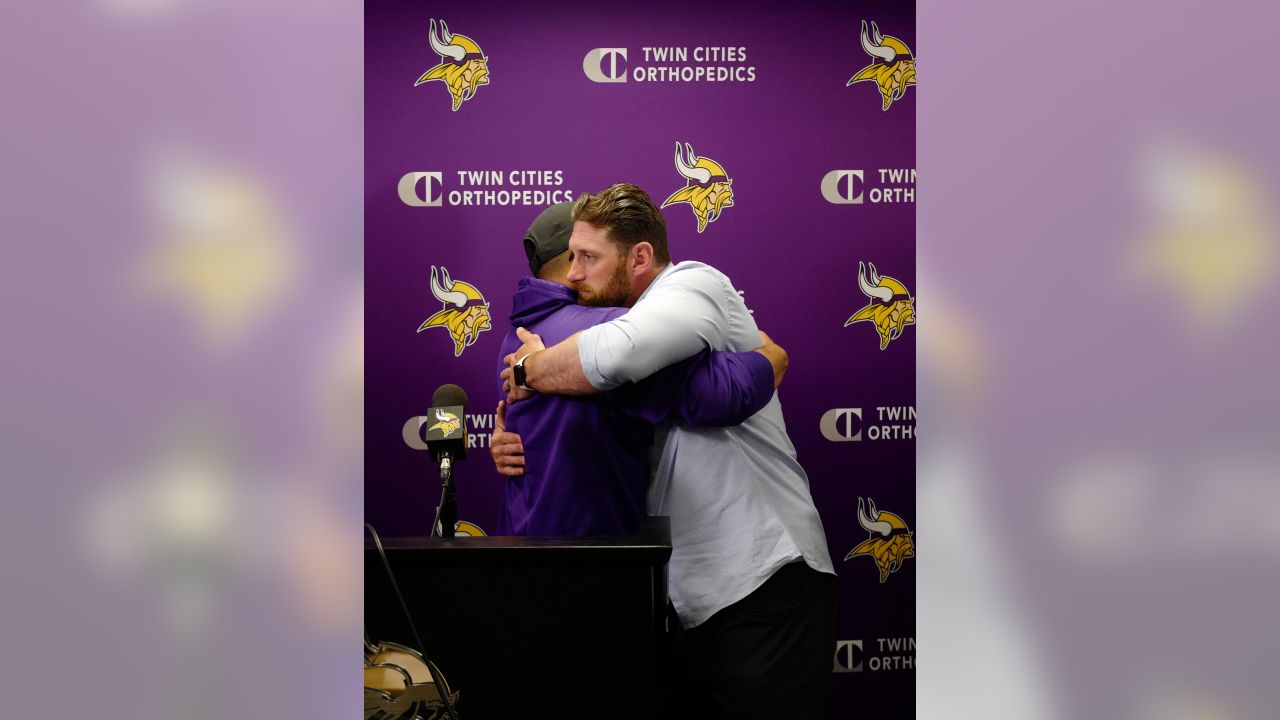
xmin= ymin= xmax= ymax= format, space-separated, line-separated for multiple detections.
xmin=432 ymin=383 xmax=469 ymax=407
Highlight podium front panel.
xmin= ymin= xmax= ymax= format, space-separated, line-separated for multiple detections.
xmin=366 ymin=522 xmax=671 ymax=719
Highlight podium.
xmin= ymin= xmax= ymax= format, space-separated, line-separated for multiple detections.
xmin=365 ymin=517 xmax=672 ymax=719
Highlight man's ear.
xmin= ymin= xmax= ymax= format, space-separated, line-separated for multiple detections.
xmin=631 ymin=242 xmax=654 ymax=275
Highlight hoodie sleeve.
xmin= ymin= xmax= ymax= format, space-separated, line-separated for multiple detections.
xmin=607 ymin=349 xmax=774 ymax=426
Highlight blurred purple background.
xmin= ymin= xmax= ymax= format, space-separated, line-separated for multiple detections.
xmin=3 ymin=0 xmax=1275 ymax=717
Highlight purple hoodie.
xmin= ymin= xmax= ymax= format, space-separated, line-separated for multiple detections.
xmin=496 ymin=277 xmax=775 ymax=536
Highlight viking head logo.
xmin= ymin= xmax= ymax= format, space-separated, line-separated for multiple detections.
xmin=661 ymin=142 xmax=735 ymax=234
xmin=453 ymin=520 xmax=486 ymax=537
xmin=846 ymin=261 xmax=915 ymax=350
xmin=848 ymin=20 xmax=916 ymax=111
xmin=845 ymin=497 xmax=914 ymax=583
xmin=418 ymin=265 xmax=491 ymax=356
xmin=426 ymin=407 xmax=462 ymax=437
xmin=415 ymin=19 xmax=490 ymax=111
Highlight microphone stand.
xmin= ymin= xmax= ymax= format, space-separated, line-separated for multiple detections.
xmin=432 ymin=455 xmax=457 ymax=538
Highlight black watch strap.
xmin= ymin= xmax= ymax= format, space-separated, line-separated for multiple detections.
xmin=513 ymin=353 xmax=534 ymax=391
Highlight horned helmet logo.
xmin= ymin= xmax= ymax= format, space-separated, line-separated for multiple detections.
xmin=848 ymin=20 xmax=916 ymax=111
xmin=453 ymin=520 xmax=486 ymax=537
xmin=846 ymin=261 xmax=915 ymax=350
xmin=418 ymin=265 xmax=491 ymax=356
xmin=415 ymin=19 xmax=490 ymax=111
xmin=845 ymin=497 xmax=914 ymax=583
xmin=426 ymin=407 xmax=462 ymax=437
xmin=661 ymin=142 xmax=735 ymax=234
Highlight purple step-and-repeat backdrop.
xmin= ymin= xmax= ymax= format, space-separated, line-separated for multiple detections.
xmin=366 ymin=1 xmax=915 ymax=714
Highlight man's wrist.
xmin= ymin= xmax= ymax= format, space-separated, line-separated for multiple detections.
xmin=513 ymin=352 xmax=536 ymax=392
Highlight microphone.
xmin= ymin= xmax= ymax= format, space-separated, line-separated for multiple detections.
xmin=427 ymin=384 xmax=468 ymax=538
xmin=426 ymin=383 xmax=469 ymax=479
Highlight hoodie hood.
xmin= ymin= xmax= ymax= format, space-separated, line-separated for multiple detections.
xmin=508 ymin=276 xmax=577 ymax=327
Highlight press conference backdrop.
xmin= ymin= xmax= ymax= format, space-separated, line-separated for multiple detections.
xmin=365 ymin=1 xmax=916 ymax=715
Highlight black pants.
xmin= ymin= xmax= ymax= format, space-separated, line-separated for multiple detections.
xmin=667 ymin=561 xmax=836 ymax=720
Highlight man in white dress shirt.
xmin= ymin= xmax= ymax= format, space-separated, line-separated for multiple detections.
xmin=498 ymin=183 xmax=835 ymax=719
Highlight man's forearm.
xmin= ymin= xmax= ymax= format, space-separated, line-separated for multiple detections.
xmin=525 ymin=332 xmax=597 ymax=395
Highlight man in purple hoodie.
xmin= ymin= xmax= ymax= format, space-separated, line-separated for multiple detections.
xmin=492 ymin=202 xmax=785 ymax=536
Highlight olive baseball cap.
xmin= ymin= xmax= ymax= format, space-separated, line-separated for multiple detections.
xmin=523 ymin=201 xmax=575 ymax=276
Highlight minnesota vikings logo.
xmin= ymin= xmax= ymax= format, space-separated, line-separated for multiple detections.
xmin=415 ymin=19 xmax=490 ymax=111
xmin=845 ymin=497 xmax=914 ymax=583
xmin=426 ymin=408 xmax=462 ymax=437
xmin=846 ymin=261 xmax=915 ymax=350
xmin=418 ymin=266 xmax=492 ymax=356
xmin=661 ymin=142 xmax=734 ymax=234
xmin=453 ymin=520 xmax=486 ymax=537
xmin=430 ymin=519 xmax=487 ymax=539
xmin=848 ymin=20 xmax=916 ymax=111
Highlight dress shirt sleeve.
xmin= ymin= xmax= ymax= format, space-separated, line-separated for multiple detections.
xmin=578 ymin=267 xmax=733 ymax=391
xmin=607 ymin=350 xmax=774 ymax=427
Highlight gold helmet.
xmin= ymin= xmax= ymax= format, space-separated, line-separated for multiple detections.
xmin=857 ymin=261 xmax=912 ymax=304
xmin=428 ymin=18 xmax=486 ymax=64
xmin=672 ymin=142 xmax=730 ymax=185
xmin=860 ymin=20 xmax=913 ymax=63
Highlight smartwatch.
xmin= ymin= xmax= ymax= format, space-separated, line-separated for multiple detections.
xmin=512 ymin=353 xmax=535 ymax=392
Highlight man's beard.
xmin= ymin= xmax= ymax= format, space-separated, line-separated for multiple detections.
xmin=577 ymin=259 xmax=631 ymax=307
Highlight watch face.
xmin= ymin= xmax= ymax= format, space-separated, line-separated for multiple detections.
xmin=513 ymin=360 xmax=527 ymax=388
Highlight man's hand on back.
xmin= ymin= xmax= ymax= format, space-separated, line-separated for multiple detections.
xmin=754 ymin=330 xmax=789 ymax=388
xmin=489 ymin=401 xmax=525 ymax=477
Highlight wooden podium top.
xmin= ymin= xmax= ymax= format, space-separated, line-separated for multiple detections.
xmin=365 ymin=516 xmax=672 ymax=566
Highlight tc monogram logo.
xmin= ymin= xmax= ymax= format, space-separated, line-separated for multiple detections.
xmin=583 ymin=48 xmax=628 ymax=83
xmin=833 ymin=640 xmax=864 ymax=673
xmin=821 ymin=170 xmax=864 ymax=204
xmin=819 ymin=408 xmax=863 ymax=442
xmin=398 ymin=172 xmax=443 ymax=207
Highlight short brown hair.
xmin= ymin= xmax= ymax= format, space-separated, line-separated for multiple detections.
xmin=571 ymin=183 xmax=670 ymax=265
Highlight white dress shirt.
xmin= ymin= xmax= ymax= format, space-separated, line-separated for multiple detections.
xmin=578 ymin=261 xmax=835 ymax=628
